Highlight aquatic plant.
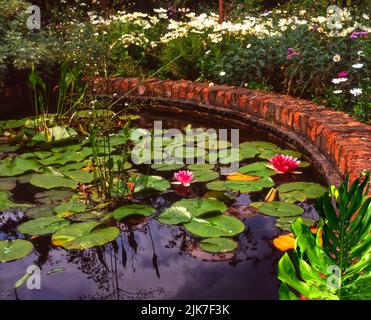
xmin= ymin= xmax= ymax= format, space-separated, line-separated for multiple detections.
xmin=278 ymin=173 xmax=371 ymax=300
xmin=172 ymin=170 xmax=193 ymax=186
xmin=267 ymin=154 xmax=301 ymax=174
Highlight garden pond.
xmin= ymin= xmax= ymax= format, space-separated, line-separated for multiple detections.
xmin=0 ymin=110 xmax=328 ymax=299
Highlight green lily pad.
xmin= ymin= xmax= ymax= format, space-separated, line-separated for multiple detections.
xmin=193 ymin=170 xmax=219 ymax=182
xmin=278 ymin=182 xmax=327 ymax=202
xmin=0 ymin=239 xmax=33 ymax=263
xmin=58 ymin=162 xmax=87 ymax=172
xmin=187 ymin=164 xmax=215 ymax=171
xmin=30 ymin=174 xmax=77 ymax=189
xmin=113 ymin=204 xmax=156 ymax=220
xmin=206 ymin=181 xmax=227 ymax=191
xmin=25 ymin=204 xmax=55 ymax=218
xmin=34 ymin=190 xmax=73 ymax=204
xmin=20 ymin=151 xmax=53 ymax=160
xmin=0 ymin=145 xmax=19 ymax=153
xmin=239 ymin=147 xmax=260 ymax=160
xmin=239 ymin=162 xmax=276 ymax=176
xmin=39 ymin=147 xmax=92 ymax=166
xmin=51 ymin=144 xmax=82 ymax=153
xmin=0 ymin=191 xmax=18 ymax=210
xmin=275 ymin=216 xmax=315 ymax=231
xmin=47 ymin=126 xmax=78 ymax=142
xmin=299 ymin=161 xmax=311 ymax=168
xmin=217 ymin=149 xmax=240 ymax=164
xmin=199 ymin=237 xmax=238 ymax=253
xmin=151 ymin=163 xmax=185 ymax=171
xmin=157 ymin=206 xmax=192 ymax=225
xmin=184 ymin=214 xmax=245 ymax=237
xmin=0 ymin=157 xmax=40 ymax=177
xmin=250 ymin=201 xmax=304 ymax=217
xmin=53 ymin=201 xmax=87 ymax=215
xmin=3 ymin=119 xmax=26 ymax=129
xmin=63 ymin=170 xmax=95 ymax=183
xmin=18 ymin=216 xmax=70 ymax=235
xmin=170 ymin=198 xmax=227 ymax=217
xmin=225 ymin=176 xmax=274 ymax=192
xmin=239 ymin=141 xmax=279 ymax=151
xmin=129 ymin=175 xmax=170 ymax=193
xmin=51 ymin=221 xmax=120 ymax=250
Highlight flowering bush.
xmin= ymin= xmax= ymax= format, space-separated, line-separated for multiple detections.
xmin=0 ymin=2 xmax=369 ymax=120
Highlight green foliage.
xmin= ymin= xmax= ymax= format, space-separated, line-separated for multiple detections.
xmin=160 ymin=34 xmax=206 ymax=80
xmin=278 ymin=174 xmax=371 ymax=300
xmin=0 ymin=239 xmax=33 ymax=263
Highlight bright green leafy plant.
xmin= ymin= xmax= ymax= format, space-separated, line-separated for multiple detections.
xmin=278 ymin=174 xmax=371 ymax=300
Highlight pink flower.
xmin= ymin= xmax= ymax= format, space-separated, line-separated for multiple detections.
xmin=267 ymin=154 xmax=301 ymax=174
xmin=173 ymin=170 xmax=193 ymax=186
xmin=337 ymin=72 xmax=348 ymax=77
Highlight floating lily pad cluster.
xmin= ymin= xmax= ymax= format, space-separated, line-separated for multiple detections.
xmin=0 ymin=116 xmax=328 ymax=261
xmin=157 ymin=198 xmax=245 ymax=253
xmin=249 ymin=182 xmax=327 ymax=231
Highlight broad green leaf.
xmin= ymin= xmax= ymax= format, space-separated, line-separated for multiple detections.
xmin=250 ymin=201 xmax=304 ymax=217
xmin=0 ymin=191 xmax=18 ymax=210
xmin=113 ymin=204 xmax=156 ymax=220
xmin=184 ymin=214 xmax=245 ymax=237
xmin=170 ymin=198 xmax=227 ymax=217
xmin=53 ymin=201 xmax=87 ymax=215
xmin=279 ymin=182 xmax=327 ymax=202
xmin=225 ymin=176 xmax=274 ymax=192
xmin=151 ymin=163 xmax=184 ymax=171
xmin=128 ymin=175 xmax=170 ymax=193
xmin=157 ymin=206 xmax=192 ymax=225
xmin=193 ymin=170 xmax=219 ymax=182
xmin=3 ymin=119 xmax=26 ymax=129
xmin=199 ymin=237 xmax=238 ymax=253
xmin=239 ymin=162 xmax=276 ymax=176
xmin=34 ymin=190 xmax=73 ymax=204
xmin=0 ymin=157 xmax=40 ymax=177
xmin=187 ymin=164 xmax=215 ymax=171
xmin=47 ymin=126 xmax=78 ymax=142
xmin=275 ymin=216 xmax=315 ymax=231
xmin=63 ymin=170 xmax=95 ymax=183
xmin=52 ymin=221 xmax=119 ymax=249
xmin=0 ymin=240 xmax=33 ymax=263
xmin=25 ymin=204 xmax=55 ymax=218
xmin=206 ymin=181 xmax=227 ymax=191
xmin=30 ymin=174 xmax=77 ymax=189
xmin=18 ymin=216 xmax=70 ymax=235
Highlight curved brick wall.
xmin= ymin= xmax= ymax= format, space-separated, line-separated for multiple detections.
xmin=89 ymin=77 xmax=371 ymax=186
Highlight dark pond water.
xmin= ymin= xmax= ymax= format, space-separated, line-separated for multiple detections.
xmin=0 ymin=111 xmax=324 ymax=300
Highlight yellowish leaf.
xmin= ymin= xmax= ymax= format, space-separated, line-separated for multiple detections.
xmin=265 ymin=188 xmax=278 ymax=202
xmin=273 ymin=227 xmax=322 ymax=251
xmin=226 ymin=173 xmax=260 ymax=181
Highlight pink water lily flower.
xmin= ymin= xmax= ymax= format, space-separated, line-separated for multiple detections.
xmin=173 ymin=170 xmax=193 ymax=186
xmin=267 ymin=154 xmax=301 ymax=174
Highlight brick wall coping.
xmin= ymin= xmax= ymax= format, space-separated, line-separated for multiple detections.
xmin=89 ymin=77 xmax=371 ymax=187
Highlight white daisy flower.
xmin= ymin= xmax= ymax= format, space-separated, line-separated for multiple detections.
xmin=332 ymin=78 xmax=348 ymax=84
xmin=352 ymin=63 xmax=363 ymax=69
xmin=219 ymin=71 xmax=226 ymax=76
xmin=350 ymin=88 xmax=362 ymax=96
